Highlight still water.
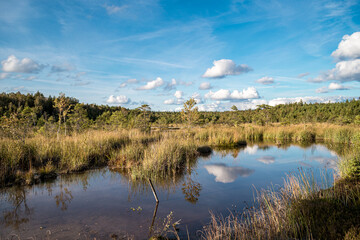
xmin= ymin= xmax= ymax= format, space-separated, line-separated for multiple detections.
xmin=0 ymin=143 xmax=338 ymax=239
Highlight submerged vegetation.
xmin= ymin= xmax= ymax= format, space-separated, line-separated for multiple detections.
xmin=0 ymin=92 xmax=360 ymax=239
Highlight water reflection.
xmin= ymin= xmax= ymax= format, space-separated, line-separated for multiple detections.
xmin=54 ymin=181 xmax=73 ymax=211
xmin=256 ymin=156 xmax=276 ymax=164
xmin=0 ymin=187 xmax=32 ymax=230
xmin=204 ymin=163 xmax=254 ymax=183
xmin=310 ymin=156 xmax=338 ymax=170
xmin=244 ymin=145 xmax=258 ymax=155
xmin=0 ymin=143 xmax=342 ymax=238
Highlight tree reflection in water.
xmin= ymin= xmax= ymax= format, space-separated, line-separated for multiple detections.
xmin=0 ymin=187 xmax=32 ymax=230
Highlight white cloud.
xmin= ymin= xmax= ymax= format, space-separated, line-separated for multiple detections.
xmin=313 ymin=59 xmax=360 ymax=82
xmin=202 ymin=59 xmax=252 ymax=78
xmin=137 ymin=77 xmax=164 ymax=90
xmin=1 ymin=55 xmax=44 ymax=73
xmin=0 ymin=72 xmax=9 ymax=80
xmin=331 ymin=32 xmax=360 ymax=60
xmin=199 ymin=82 xmax=212 ymax=90
xmin=174 ymin=90 xmax=183 ymax=99
xmin=256 ymin=156 xmax=275 ymax=164
xmin=256 ymin=76 xmax=274 ymax=85
xmin=205 ymin=87 xmax=259 ymax=101
xmin=311 ymin=33 xmax=360 ymax=83
xmin=328 ymin=82 xmax=349 ymax=90
xmin=164 ymin=99 xmax=175 ymax=105
xmin=119 ymin=83 xmax=127 ymax=88
xmin=191 ymin=92 xmax=203 ymax=104
xmin=268 ymin=96 xmax=350 ymax=106
xmin=163 ymin=98 xmax=184 ymax=105
xmin=244 ymin=145 xmax=258 ymax=155
xmin=204 ymin=163 xmax=254 ymax=183
xmin=106 ymin=95 xmax=130 ymax=104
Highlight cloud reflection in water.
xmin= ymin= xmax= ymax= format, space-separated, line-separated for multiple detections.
xmin=256 ymin=156 xmax=275 ymax=164
xmin=204 ymin=163 xmax=254 ymax=183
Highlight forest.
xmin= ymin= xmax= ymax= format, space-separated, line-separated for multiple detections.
xmin=0 ymin=91 xmax=359 ymax=138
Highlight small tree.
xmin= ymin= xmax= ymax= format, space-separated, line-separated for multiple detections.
xmin=182 ymin=98 xmax=199 ymax=127
xmin=137 ymin=104 xmax=151 ymax=132
xmin=54 ymin=93 xmax=71 ymax=137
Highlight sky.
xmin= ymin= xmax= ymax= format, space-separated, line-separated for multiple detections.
xmin=0 ymin=0 xmax=360 ymax=111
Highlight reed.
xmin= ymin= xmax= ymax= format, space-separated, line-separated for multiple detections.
xmin=201 ymin=151 xmax=360 ymax=240
xmin=1 ymin=123 xmax=359 ymax=187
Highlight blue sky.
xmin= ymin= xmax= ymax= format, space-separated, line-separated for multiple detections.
xmin=0 ymin=0 xmax=360 ymax=111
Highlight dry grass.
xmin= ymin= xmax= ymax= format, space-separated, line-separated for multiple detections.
xmin=1 ymin=123 xmax=359 ymax=187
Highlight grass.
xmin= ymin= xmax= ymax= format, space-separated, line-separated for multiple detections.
xmin=0 ymin=123 xmax=359 ymax=188
xmin=201 ymin=141 xmax=360 ymax=240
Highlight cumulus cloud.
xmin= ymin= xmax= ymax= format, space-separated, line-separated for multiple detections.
xmin=331 ymin=32 xmax=360 ymax=60
xmin=106 ymin=95 xmax=130 ymax=104
xmin=311 ymin=32 xmax=360 ymax=83
xmin=310 ymin=59 xmax=360 ymax=82
xmin=256 ymin=156 xmax=275 ymax=164
xmin=256 ymin=76 xmax=274 ymax=85
xmin=137 ymin=77 xmax=164 ymax=90
xmin=51 ymin=62 xmax=75 ymax=73
xmin=204 ymin=163 xmax=254 ymax=183
xmin=202 ymin=59 xmax=252 ymax=78
xmin=328 ymin=82 xmax=349 ymax=90
xmin=205 ymin=87 xmax=259 ymax=101
xmin=316 ymin=83 xmax=350 ymax=93
xmin=174 ymin=90 xmax=183 ymax=99
xmin=1 ymin=55 xmax=44 ymax=73
xmin=199 ymin=82 xmax=212 ymax=90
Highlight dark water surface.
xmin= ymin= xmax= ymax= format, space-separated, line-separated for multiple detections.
xmin=0 ymin=143 xmax=338 ymax=239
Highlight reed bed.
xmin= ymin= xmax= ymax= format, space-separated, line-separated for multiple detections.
xmin=1 ymin=123 xmax=359 ymax=187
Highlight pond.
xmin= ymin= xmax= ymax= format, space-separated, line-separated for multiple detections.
xmin=0 ymin=143 xmax=338 ymax=239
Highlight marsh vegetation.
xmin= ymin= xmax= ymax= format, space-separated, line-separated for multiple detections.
xmin=0 ymin=92 xmax=360 ymax=239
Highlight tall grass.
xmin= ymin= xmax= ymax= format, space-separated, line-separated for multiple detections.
xmin=202 ymin=167 xmax=360 ymax=239
xmin=1 ymin=123 xmax=359 ymax=187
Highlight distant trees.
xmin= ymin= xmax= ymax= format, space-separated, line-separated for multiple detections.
xmin=0 ymin=91 xmax=360 ymax=139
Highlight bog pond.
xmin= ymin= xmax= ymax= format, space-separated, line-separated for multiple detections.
xmin=0 ymin=143 xmax=339 ymax=239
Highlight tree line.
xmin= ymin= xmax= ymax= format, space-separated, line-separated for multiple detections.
xmin=0 ymin=92 xmax=359 ymax=137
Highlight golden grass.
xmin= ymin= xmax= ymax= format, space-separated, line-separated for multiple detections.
xmin=1 ymin=123 xmax=359 ymax=187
